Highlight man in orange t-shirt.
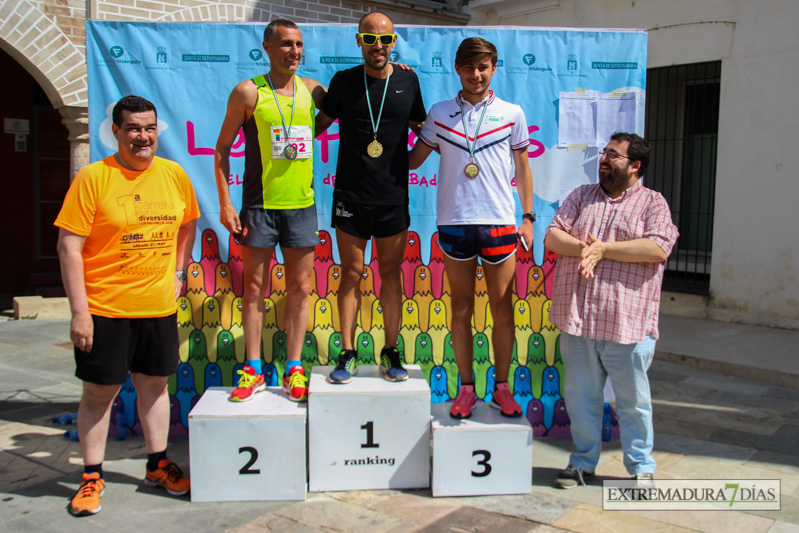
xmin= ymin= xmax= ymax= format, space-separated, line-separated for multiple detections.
xmin=55 ymin=95 xmax=200 ymax=517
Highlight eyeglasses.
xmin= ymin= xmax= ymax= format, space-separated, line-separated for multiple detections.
xmin=600 ymin=148 xmax=630 ymax=160
xmin=359 ymin=33 xmax=395 ymax=46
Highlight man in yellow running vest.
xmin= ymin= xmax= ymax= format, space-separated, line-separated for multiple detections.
xmin=215 ymin=19 xmax=326 ymax=403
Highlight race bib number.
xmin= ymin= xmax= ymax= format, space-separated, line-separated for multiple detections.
xmin=271 ymin=125 xmax=313 ymax=159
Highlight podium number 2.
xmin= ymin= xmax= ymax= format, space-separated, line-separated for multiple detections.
xmin=472 ymin=449 xmax=492 ymax=477
xmin=239 ymin=446 xmax=260 ymax=475
xmin=361 ymin=421 xmax=379 ymax=448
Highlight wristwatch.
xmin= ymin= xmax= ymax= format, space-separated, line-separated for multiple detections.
xmin=523 ymin=212 xmax=536 ymax=223
xmin=175 ymin=270 xmax=187 ymax=283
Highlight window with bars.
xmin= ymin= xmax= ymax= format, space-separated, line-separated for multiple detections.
xmin=645 ymin=61 xmax=721 ymax=294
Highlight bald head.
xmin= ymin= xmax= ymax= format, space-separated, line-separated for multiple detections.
xmin=358 ymin=11 xmax=394 ymax=33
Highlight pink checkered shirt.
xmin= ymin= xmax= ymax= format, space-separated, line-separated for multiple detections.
xmin=546 ymin=180 xmax=679 ymax=344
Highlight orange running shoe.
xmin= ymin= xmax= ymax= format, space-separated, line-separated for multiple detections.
xmin=229 ymin=365 xmax=266 ymax=402
xmin=282 ymin=365 xmax=308 ymax=402
xmin=67 ymin=472 xmax=104 ymax=517
xmin=144 ymin=458 xmax=190 ymax=496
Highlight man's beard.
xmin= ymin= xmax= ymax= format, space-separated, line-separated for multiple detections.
xmin=599 ymin=164 xmax=629 ymax=196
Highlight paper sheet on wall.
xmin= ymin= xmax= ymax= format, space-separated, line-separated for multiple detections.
xmin=597 ymin=93 xmax=636 ymax=147
xmin=558 ymin=92 xmax=598 ymax=147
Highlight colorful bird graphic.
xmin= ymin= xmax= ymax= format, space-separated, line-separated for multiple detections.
xmin=214 ymin=262 xmax=235 ymax=330
xmin=548 ymin=398 xmax=571 ymax=437
xmin=261 ymin=297 xmax=279 ymax=364
xmin=483 ymin=365 xmax=496 ymax=403
xmin=540 ymin=365 xmax=563 ymax=432
xmin=401 ymin=231 xmax=422 ymax=299
xmin=513 ymin=364 xmax=534 ymax=417
xmin=540 ymin=299 xmax=559 ymax=365
xmin=216 ymin=330 xmax=237 ymax=386
xmin=542 ymin=247 xmax=558 ymax=299
xmin=302 ymin=332 xmax=319 ymax=373
xmin=314 ymin=230 xmax=334 ymax=296
xmin=312 ymin=297 xmax=335 ymax=364
xmin=442 ymin=333 xmax=460 ymax=400
xmin=427 ymin=298 xmax=448 ymax=366
xmin=473 ymin=332 xmax=491 ymax=399
xmin=368 ymin=236 xmax=382 ymax=296
xmin=187 ymin=329 xmax=207 ymax=394
xmin=515 ymin=235 xmax=535 ymax=297
xmin=428 ymin=231 xmax=446 ymax=299
xmin=413 ymin=264 xmax=434 ymax=331
xmin=204 ymin=362 xmax=223 ymax=390
xmin=513 ymin=299 xmax=532 ymax=366
xmin=227 ymin=233 xmax=243 ymax=296
xmin=201 ymin=295 xmax=223 ymax=364
xmin=270 ymin=263 xmax=287 ymax=331
xmin=326 ymin=264 xmax=342 ymax=331
xmin=199 ymin=229 xmax=221 ymax=296
xmin=430 ymin=365 xmax=449 ymax=403
xmin=368 ymin=298 xmax=386 ymax=357
xmin=359 ymin=265 xmax=377 ymax=332
xmin=229 ymin=297 xmax=245 ymax=363
xmin=328 ymin=333 xmax=343 ymax=365
xmin=356 ymin=331 xmax=376 ymax=365
xmin=527 ymin=332 xmax=548 ymax=400
xmin=414 ymin=332 xmax=434 ymax=382
xmin=473 ymin=265 xmax=489 ymax=332
xmin=175 ymin=363 xmax=196 ymax=429
xmin=398 ymin=298 xmax=421 ymax=365
xmin=177 ymin=296 xmax=193 ymax=363
xmin=527 ymin=398 xmax=546 ymax=437
xmin=185 ymin=261 xmax=206 ymax=329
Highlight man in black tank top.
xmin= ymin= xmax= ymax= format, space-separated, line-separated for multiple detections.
xmin=317 ymin=12 xmax=426 ymax=385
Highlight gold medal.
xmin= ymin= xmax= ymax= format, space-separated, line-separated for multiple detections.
xmin=464 ymin=161 xmax=479 ymax=178
xmin=284 ymin=144 xmax=298 ymax=160
xmin=367 ymin=138 xmax=384 ymax=158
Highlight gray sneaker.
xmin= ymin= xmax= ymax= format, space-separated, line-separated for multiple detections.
xmin=633 ymin=472 xmax=655 ymax=489
xmin=554 ymin=464 xmax=594 ymax=489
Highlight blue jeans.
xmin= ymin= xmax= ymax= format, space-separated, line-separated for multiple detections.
xmin=561 ymin=332 xmax=657 ymax=475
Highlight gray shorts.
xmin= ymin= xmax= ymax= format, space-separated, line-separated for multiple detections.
xmin=240 ymin=204 xmax=319 ymax=248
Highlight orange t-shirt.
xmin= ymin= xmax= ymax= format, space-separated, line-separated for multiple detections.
xmin=55 ymin=155 xmax=201 ymax=318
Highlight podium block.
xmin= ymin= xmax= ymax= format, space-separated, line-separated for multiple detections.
xmin=308 ymin=365 xmax=430 ymax=492
xmin=431 ymin=402 xmax=532 ymax=497
xmin=189 ymin=387 xmax=307 ymax=502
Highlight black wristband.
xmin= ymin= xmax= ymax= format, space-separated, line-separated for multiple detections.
xmin=523 ymin=212 xmax=536 ymax=222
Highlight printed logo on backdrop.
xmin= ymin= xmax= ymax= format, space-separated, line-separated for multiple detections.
xmin=558 ymin=53 xmax=584 ymax=78
xmin=592 ymin=61 xmax=638 ymax=69
xmin=98 ymin=45 xmax=142 ymax=66
xmin=182 ymin=53 xmax=230 ymax=63
xmin=235 ymin=48 xmax=269 ymax=68
xmin=145 ymin=46 xmax=176 ymax=70
xmin=320 ymin=56 xmax=362 ymax=64
xmin=432 ymin=51 xmax=443 ymax=68
xmin=509 ymin=53 xmax=551 ymax=74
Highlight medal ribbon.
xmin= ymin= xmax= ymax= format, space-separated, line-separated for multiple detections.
xmin=460 ymin=93 xmax=490 ymax=163
xmin=266 ymin=73 xmax=296 ymax=145
xmin=364 ymin=67 xmax=391 ymax=141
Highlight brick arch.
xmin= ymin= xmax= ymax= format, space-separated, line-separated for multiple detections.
xmin=155 ymin=3 xmax=273 ymax=23
xmin=0 ymin=0 xmax=87 ymax=108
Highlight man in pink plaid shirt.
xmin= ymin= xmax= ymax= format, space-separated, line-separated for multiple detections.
xmin=545 ymin=132 xmax=678 ymax=489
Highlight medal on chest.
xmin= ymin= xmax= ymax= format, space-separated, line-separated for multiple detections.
xmin=364 ymin=67 xmax=391 ymax=159
xmin=266 ymin=73 xmax=298 ymax=161
xmin=460 ymin=95 xmax=489 ymax=179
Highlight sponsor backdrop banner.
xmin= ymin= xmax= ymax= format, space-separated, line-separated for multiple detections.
xmin=87 ymin=22 xmax=646 ymax=435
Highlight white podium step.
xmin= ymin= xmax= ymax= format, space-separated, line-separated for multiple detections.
xmin=308 ymin=365 xmax=430 ymax=492
xmin=431 ymin=402 xmax=532 ymax=497
xmin=188 ymin=387 xmax=307 ymax=502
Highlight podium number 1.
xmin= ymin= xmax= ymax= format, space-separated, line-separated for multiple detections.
xmin=361 ymin=421 xmax=379 ymax=448
xmin=239 ymin=446 xmax=260 ymax=475
xmin=472 ymin=449 xmax=492 ymax=477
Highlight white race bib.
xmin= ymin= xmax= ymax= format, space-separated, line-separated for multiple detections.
xmin=271 ymin=125 xmax=313 ymax=159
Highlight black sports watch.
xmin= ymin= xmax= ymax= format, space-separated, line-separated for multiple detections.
xmin=522 ymin=212 xmax=536 ymax=223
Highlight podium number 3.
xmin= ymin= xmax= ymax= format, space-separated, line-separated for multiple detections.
xmin=239 ymin=446 xmax=260 ymax=475
xmin=361 ymin=421 xmax=379 ymax=448
xmin=472 ymin=449 xmax=492 ymax=477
